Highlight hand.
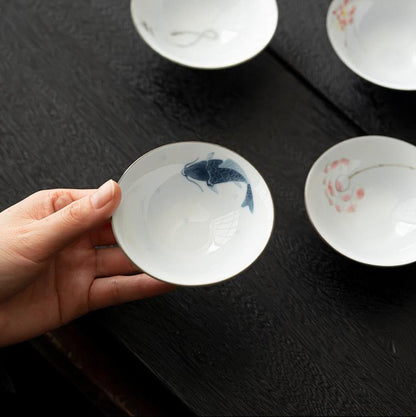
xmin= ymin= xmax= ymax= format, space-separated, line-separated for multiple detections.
xmin=0 ymin=180 xmax=174 ymax=346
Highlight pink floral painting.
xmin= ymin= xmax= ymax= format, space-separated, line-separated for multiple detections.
xmin=323 ymin=158 xmax=364 ymax=213
xmin=332 ymin=0 xmax=357 ymax=31
xmin=323 ymin=158 xmax=416 ymax=213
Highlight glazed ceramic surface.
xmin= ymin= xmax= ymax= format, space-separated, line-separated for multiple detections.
xmin=305 ymin=136 xmax=416 ymax=266
xmin=130 ymin=0 xmax=278 ymax=69
xmin=327 ymin=0 xmax=416 ymax=90
xmin=112 ymin=142 xmax=274 ymax=286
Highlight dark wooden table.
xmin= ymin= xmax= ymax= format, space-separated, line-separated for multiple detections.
xmin=2 ymin=0 xmax=416 ymax=415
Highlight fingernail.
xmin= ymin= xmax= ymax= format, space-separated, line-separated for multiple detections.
xmin=91 ymin=180 xmax=115 ymax=209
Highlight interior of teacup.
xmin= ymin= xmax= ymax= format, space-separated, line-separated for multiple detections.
xmin=327 ymin=0 xmax=416 ymax=89
xmin=112 ymin=142 xmax=274 ymax=286
xmin=130 ymin=0 xmax=278 ymax=68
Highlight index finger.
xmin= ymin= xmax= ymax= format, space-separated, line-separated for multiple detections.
xmin=19 ymin=188 xmax=96 ymax=219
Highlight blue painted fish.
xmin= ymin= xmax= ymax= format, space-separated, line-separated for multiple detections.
xmin=181 ymin=153 xmax=254 ymax=213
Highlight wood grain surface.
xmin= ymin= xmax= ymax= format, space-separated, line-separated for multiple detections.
xmin=2 ymin=0 xmax=416 ymax=415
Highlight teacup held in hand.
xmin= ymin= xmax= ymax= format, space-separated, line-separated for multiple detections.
xmin=112 ymin=142 xmax=274 ymax=286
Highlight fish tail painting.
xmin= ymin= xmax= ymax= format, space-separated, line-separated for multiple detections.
xmin=241 ymin=183 xmax=254 ymax=213
xmin=182 ymin=153 xmax=254 ymax=213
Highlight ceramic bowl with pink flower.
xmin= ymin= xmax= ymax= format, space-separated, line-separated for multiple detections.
xmin=305 ymin=136 xmax=416 ymax=266
xmin=327 ymin=0 xmax=416 ymax=90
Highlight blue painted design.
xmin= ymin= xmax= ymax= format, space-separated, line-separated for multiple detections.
xmin=181 ymin=153 xmax=254 ymax=213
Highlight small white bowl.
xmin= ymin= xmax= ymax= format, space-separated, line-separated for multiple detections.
xmin=112 ymin=142 xmax=274 ymax=286
xmin=327 ymin=0 xmax=416 ymax=90
xmin=305 ymin=136 xmax=416 ymax=267
xmin=130 ymin=0 xmax=278 ymax=69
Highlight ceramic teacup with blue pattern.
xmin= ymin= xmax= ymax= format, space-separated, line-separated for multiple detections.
xmin=112 ymin=142 xmax=274 ymax=286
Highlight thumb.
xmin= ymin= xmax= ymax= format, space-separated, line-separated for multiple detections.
xmin=36 ymin=180 xmax=121 ymax=255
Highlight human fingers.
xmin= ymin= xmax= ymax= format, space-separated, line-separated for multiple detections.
xmin=88 ymin=274 xmax=175 ymax=311
xmin=15 ymin=189 xmax=96 ymax=219
xmin=95 ymin=247 xmax=140 ymax=277
xmin=33 ymin=180 xmax=121 ymax=258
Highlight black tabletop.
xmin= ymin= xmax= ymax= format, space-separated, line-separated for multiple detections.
xmin=2 ymin=0 xmax=416 ymax=415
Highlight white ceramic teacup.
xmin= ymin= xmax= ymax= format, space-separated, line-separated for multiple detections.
xmin=305 ymin=136 xmax=416 ymax=266
xmin=327 ymin=0 xmax=416 ymax=90
xmin=112 ymin=142 xmax=274 ymax=286
xmin=130 ymin=0 xmax=279 ymax=69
